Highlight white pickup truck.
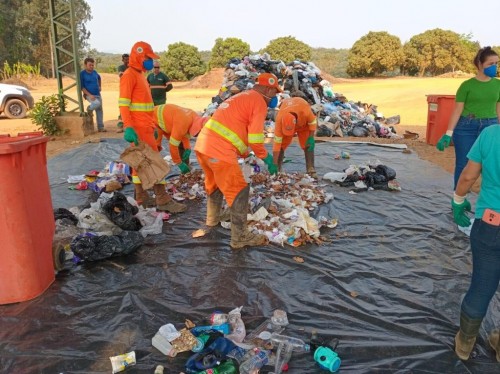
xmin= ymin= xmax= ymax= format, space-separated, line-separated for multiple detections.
xmin=0 ymin=83 xmax=34 ymax=119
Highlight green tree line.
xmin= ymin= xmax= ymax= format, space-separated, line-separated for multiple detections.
xmin=1 ymin=2 xmax=498 ymax=81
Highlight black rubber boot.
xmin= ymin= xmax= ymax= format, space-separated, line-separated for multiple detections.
xmin=304 ymin=150 xmax=317 ymax=178
xmin=488 ymin=329 xmax=500 ymax=362
xmin=229 ymin=186 xmax=268 ymax=249
xmin=206 ymin=189 xmax=224 ymax=226
xmin=454 ymin=312 xmax=482 ymax=360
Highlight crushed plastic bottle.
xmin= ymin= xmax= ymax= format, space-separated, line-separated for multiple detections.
xmin=239 ymin=349 xmax=270 ymax=374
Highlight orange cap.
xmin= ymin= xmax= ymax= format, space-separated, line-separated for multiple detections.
xmin=282 ymin=113 xmax=297 ymax=136
xmin=256 ymin=73 xmax=282 ymax=92
xmin=131 ymin=41 xmax=159 ymax=59
xmin=190 ymin=116 xmax=210 ymax=137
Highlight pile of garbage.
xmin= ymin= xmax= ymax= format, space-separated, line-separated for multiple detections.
xmin=110 ymin=307 xmax=341 ymax=373
xmin=323 ymin=162 xmax=402 ymax=193
xmin=53 ymin=192 xmax=168 ymax=268
xmin=203 ymin=54 xmax=402 ymax=139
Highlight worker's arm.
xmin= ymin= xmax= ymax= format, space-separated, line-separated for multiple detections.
xmin=118 ymin=73 xmax=135 ymax=128
xmin=496 ymin=101 xmax=500 ymax=123
xmin=455 ymin=160 xmax=481 ymax=197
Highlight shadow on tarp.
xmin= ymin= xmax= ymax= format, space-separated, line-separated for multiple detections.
xmin=0 ymin=138 xmax=498 ymax=374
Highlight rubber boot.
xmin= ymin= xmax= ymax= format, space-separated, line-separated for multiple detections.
xmin=206 ymin=189 xmax=224 ymax=226
xmin=277 ymin=149 xmax=284 ymax=172
xmin=454 ymin=312 xmax=482 ymax=360
xmin=304 ymin=150 xmax=317 ymax=178
xmin=488 ymin=329 xmax=500 ymax=362
xmin=134 ymin=184 xmax=156 ymax=208
xmin=153 ymin=184 xmax=187 ymax=213
xmin=229 ymin=186 xmax=268 ymax=249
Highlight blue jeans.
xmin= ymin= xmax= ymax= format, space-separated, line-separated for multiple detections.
xmin=86 ymin=95 xmax=104 ymax=130
xmin=461 ymin=219 xmax=500 ymax=320
xmin=452 ymin=116 xmax=497 ymax=188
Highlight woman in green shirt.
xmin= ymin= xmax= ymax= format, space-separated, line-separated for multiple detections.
xmin=436 ymin=47 xmax=500 ymax=189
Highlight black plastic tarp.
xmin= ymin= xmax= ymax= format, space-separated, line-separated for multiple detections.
xmin=0 ymin=138 xmax=498 ymax=374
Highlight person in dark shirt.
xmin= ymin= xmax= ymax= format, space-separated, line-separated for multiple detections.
xmin=147 ymin=61 xmax=172 ymax=106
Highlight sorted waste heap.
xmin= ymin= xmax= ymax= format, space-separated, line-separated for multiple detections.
xmin=204 ymin=53 xmax=402 ymax=139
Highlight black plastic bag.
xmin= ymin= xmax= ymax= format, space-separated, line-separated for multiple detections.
xmin=70 ymin=231 xmax=144 ymax=262
xmin=102 ymin=192 xmax=142 ymax=231
xmin=375 ymin=165 xmax=397 ymax=181
xmin=54 ymin=208 xmax=78 ymax=225
xmin=316 ymin=125 xmax=333 ymax=137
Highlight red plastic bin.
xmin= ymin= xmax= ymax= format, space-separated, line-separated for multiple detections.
xmin=0 ymin=132 xmax=55 ymax=304
xmin=426 ymin=95 xmax=456 ymax=146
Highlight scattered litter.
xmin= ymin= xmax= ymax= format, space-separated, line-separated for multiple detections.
xmin=293 ymin=256 xmax=305 ymax=263
xmin=192 ymin=229 xmax=207 ymax=238
xmin=109 ymin=351 xmax=136 ymax=373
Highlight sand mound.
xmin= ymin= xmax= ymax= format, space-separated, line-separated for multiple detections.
xmin=182 ymin=68 xmax=225 ymax=89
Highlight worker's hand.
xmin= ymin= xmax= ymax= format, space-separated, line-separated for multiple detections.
xmin=124 ymin=127 xmax=139 ymax=145
xmin=182 ymin=149 xmax=191 ymax=163
xmin=436 ymin=134 xmax=452 ymax=151
xmin=263 ymin=153 xmax=278 ymax=175
xmin=154 ymin=128 xmax=159 ymax=140
xmin=306 ymin=136 xmax=315 ymax=151
xmin=451 ymin=198 xmax=472 ymax=227
xmin=178 ymin=162 xmax=191 ymax=174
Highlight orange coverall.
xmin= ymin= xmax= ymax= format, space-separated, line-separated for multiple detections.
xmin=194 ymin=89 xmax=269 ymax=206
xmin=153 ymin=104 xmax=201 ymax=165
xmin=119 ymin=42 xmax=158 ymax=183
xmin=273 ymin=97 xmax=317 ymax=152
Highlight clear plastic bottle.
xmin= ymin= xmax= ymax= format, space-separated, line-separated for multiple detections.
xmin=238 ymin=349 xmax=269 ymax=374
xmin=270 ymin=333 xmax=310 ymax=374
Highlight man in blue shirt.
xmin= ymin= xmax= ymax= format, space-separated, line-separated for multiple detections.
xmin=80 ymin=57 xmax=105 ymax=132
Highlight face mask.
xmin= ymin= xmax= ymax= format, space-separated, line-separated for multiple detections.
xmin=268 ymin=96 xmax=278 ymax=109
xmin=484 ymin=64 xmax=497 ymax=78
xmin=143 ymin=59 xmax=154 ymax=71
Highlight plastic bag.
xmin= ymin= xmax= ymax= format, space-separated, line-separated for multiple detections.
xmin=102 ymin=192 xmax=142 ymax=231
xmin=70 ymin=231 xmax=144 ymax=262
xmin=225 ymin=306 xmax=246 ymax=344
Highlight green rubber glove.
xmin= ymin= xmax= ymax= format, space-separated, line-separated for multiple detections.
xmin=451 ymin=198 xmax=472 ymax=227
xmin=262 ymin=153 xmax=278 ymax=175
xmin=182 ymin=148 xmax=191 ymax=163
xmin=124 ymin=127 xmax=139 ymax=145
xmin=436 ymin=134 xmax=451 ymax=151
xmin=154 ymin=128 xmax=159 ymax=140
xmin=178 ymin=162 xmax=191 ymax=174
xmin=305 ymin=136 xmax=315 ymax=151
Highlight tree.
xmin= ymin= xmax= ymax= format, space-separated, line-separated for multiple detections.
xmin=163 ymin=42 xmax=206 ymax=81
xmin=261 ymin=36 xmax=311 ymax=62
xmin=0 ymin=0 xmax=91 ymax=78
xmin=346 ymin=31 xmax=404 ymax=77
xmin=459 ymin=33 xmax=480 ymax=73
xmin=402 ymin=28 xmax=468 ymax=76
xmin=311 ymin=48 xmax=349 ymax=78
xmin=209 ymin=38 xmax=250 ymax=69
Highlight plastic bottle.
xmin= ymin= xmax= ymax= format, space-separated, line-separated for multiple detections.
xmin=239 ymin=349 xmax=269 ymax=374
xmin=270 ymin=333 xmax=310 ymax=374
xmin=152 ymin=332 xmax=177 ymax=357
xmin=197 ymin=359 xmax=238 ymax=374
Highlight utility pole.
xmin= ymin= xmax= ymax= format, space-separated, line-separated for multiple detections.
xmin=48 ymin=0 xmax=83 ymax=113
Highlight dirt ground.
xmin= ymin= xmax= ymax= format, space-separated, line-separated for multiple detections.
xmin=0 ymin=73 xmax=458 ymax=185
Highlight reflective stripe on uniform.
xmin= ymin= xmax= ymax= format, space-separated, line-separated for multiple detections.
xmin=155 ymin=105 xmax=168 ymax=132
xmin=118 ymin=98 xmax=131 ymax=107
xmin=132 ymin=175 xmax=166 ymax=184
xmin=129 ymin=102 xmax=154 ymax=111
xmin=248 ymin=133 xmax=264 ymax=144
xmin=308 ymin=118 xmax=318 ymax=125
xmin=169 ymin=137 xmax=181 ymax=146
xmin=205 ymin=119 xmax=248 ymax=154
xmin=274 ymin=136 xmax=283 ymax=143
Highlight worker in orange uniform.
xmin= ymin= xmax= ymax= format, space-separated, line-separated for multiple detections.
xmin=195 ymin=73 xmax=281 ymax=249
xmin=119 ymin=41 xmax=186 ymax=213
xmin=153 ymin=104 xmax=209 ymax=174
xmin=273 ymin=97 xmax=318 ymax=177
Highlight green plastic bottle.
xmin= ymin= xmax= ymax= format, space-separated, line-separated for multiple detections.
xmin=197 ymin=359 xmax=238 ymax=374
